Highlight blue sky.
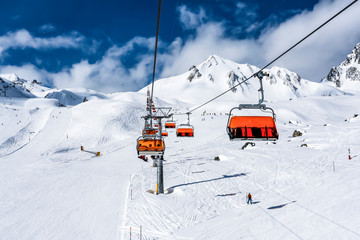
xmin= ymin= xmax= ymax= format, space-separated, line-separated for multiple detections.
xmin=0 ymin=0 xmax=359 ymax=92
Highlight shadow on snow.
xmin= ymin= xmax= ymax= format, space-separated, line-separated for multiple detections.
xmin=169 ymin=173 xmax=247 ymax=190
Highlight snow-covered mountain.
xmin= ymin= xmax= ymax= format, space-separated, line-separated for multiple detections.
xmin=0 ymin=73 xmax=43 ymax=98
xmin=322 ymin=43 xmax=360 ymax=91
xmin=144 ymin=55 xmax=343 ymax=108
xmin=0 ymin=73 xmax=111 ymax=106
xmin=1 ymin=54 xmax=348 ymax=108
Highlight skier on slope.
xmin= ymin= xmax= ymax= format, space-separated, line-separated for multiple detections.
xmin=247 ymin=193 xmax=253 ymax=204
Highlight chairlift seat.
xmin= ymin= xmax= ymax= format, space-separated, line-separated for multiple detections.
xmin=165 ymin=121 xmax=176 ymax=128
xmin=143 ymin=129 xmax=157 ymax=136
xmin=176 ymin=124 xmax=194 ymax=137
xmin=137 ymin=137 xmax=165 ymax=156
xmin=228 ymin=116 xmax=278 ymax=140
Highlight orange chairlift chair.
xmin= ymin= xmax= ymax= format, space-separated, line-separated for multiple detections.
xmin=142 ymin=120 xmax=157 ymax=136
xmin=137 ymin=136 xmax=165 ymax=156
xmin=137 ymin=120 xmax=164 ymax=156
xmin=227 ymin=71 xmax=279 ymax=141
xmin=176 ymin=113 xmax=194 ymax=137
xmin=165 ymin=120 xmax=176 ymax=128
xmin=165 ymin=115 xmax=176 ymax=128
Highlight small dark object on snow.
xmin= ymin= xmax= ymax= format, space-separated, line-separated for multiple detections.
xmin=32 ymin=79 xmax=41 ymax=84
xmin=242 ymin=142 xmax=255 ymax=150
xmin=292 ymin=130 xmax=303 ymax=137
xmin=214 ymin=156 xmax=220 ymax=161
xmin=300 ymin=144 xmax=308 ymax=147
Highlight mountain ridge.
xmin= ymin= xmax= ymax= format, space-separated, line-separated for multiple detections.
xmin=3 ymin=49 xmax=360 ymax=107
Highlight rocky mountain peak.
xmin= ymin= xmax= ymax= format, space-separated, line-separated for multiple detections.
xmin=323 ymin=43 xmax=360 ymax=88
xmin=342 ymin=42 xmax=360 ymax=66
xmin=201 ymin=55 xmax=225 ymax=69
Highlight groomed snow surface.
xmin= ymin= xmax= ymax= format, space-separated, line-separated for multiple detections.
xmin=1 ymin=91 xmax=360 ymax=240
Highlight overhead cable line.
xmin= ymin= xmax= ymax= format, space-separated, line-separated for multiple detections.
xmin=186 ymin=0 xmax=358 ymax=114
xmin=150 ymin=0 xmax=162 ymax=104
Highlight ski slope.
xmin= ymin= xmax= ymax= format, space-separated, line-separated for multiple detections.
xmin=1 ymin=89 xmax=360 ymax=239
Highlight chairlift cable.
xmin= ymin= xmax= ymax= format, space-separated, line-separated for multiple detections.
xmin=186 ymin=76 xmax=253 ymax=114
xmin=186 ymin=0 xmax=358 ymax=114
xmin=150 ymin=0 xmax=162 ymax=104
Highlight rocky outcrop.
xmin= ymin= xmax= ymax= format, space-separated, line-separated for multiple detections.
xmin=323 ymin=43 xmax=360 ymax=88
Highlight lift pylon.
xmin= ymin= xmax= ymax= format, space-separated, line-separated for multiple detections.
xmin=139 ymin=107 xmax=173 ymax=195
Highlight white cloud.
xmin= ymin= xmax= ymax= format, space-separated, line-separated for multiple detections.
xmin=0 ymin=35 xmax=156 ymax=93
xmin=39 ymin=24 xmax=56 ymax=33
xmin=259 ymin=0 xmax=360 ymax=80
xmin=177 ymin=5 xmax=206 ymax=30
xmin=235 ymin=2 xmax=258 ymax=19
xmin=160 ymin=0 xmax=360 ymax=81
xmin=51 ymin=36 xmax=156 ymax=92
xmin=0 ymin=29 xmax=86 ymax=57
xmin=159 ymin=22 xmax=260 ymax=78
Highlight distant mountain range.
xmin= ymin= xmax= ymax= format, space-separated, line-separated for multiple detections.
xmin=1 ymin=43 xmax=360 ymax=106
xmin=141 ymin=54 xmax=347 ymax=106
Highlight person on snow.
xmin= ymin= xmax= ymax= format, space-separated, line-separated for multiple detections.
xmin=247 ymin=193 xmax=253 ymax=204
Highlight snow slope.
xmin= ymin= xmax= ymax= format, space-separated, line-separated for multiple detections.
xmin=1 ymin=54 xmax=360 ymax=239
xmin=1 ymin=88 xmax=360 ymax=239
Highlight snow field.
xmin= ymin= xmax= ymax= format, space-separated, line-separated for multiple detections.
xmin=121 ymin=95 xmax=360 ymax=239
xmin=0 ymin=91 xmax=360 ymax=239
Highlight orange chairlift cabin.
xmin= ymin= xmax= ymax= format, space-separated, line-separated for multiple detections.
xmin=176 ymin=113 xmax=194 ymax=137
xmin=227 ymin=71 xmax=279 ymax=141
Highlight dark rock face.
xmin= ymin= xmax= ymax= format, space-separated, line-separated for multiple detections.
xmin=227 ymin=71 xmax=239 ymax=92
xmin=187 ymin=66 xmax=201 ymax=82
xmin=346 ymin=67 xmax=360 ymax=82
xmin=323 ymin=43 xmax=360 ymax=87
xmin=343 ymin=43 xmax=360 ymax=66
xmin=326 ymin=67 xmax=341 ymax=87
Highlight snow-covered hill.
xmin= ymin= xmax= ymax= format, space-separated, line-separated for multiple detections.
xmin=1 ymin=54 xmax=360 ymax=239
xmin=323 ymin=43 xmax=360 ymax=92
xmin=0 ymin=73 xmax=41 ymax=98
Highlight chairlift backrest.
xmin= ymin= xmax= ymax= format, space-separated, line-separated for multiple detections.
xmin=176 ymin=123 xmax=194 ymax=137
xmin=137 ymin=136 xmax=165 ymax=156
xmin=227 ymin=115 xmax=278 ymax=141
